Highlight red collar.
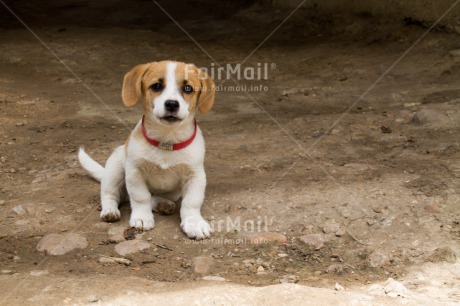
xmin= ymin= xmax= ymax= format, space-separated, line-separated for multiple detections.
xmin=141 ymin=117 xmax=197 ymax=151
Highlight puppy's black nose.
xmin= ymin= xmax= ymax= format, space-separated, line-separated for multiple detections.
xmin=165 ymin=100 xmax=180 ymax=112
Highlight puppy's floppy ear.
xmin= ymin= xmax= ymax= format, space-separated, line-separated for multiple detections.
xmin=121 ymin=63 xmax=150 ymax=107
xmin=196 ymin=68 xmax=215 ymax=114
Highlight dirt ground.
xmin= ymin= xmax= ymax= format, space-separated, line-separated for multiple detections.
xmin=0 ymin=0 xmax=459 ymax=304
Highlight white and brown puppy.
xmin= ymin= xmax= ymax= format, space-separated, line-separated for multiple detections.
xmin=78 ymin=61 xmax=215 ymax=239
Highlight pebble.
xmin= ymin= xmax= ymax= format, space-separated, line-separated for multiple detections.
xmin=368 ymin=251 xmax=388 ymax=268
xmin=334 ymin=283 xmax=345 ymax=291
xmin=383 ymin=278 xmax=411 ymax=298
xmin=202 ymin=275 xmax=227 ymax=281
xmin=335 ymin=227 xmax=346 ymax=237
xmin=0 ymin=200 xmax=5 ymax=205
xmin=279 ymin=274 xmax=298 ymax=284
xmin=108 ymin=226 xmax=126 ymax=243
xmin=98 ymin=257 xmax=116 ymax=264
xmin=37 ymin=233 xmax=88 ymax=255
xmin=15 ymin=122 xmax=25 ymax=127
xmin=298 ymin=234 xmax=324 ymax=250
xmin=326 ymin=264 xmax=348 ymax=274
xmin=192 ymin=256 xmax=213 ymax=275
xmin=86 ymin=295 xmax=99 ymax=303
xmin=1 ymin=270 xmax=13 ymax=275
xmin=30 ymin=270 xmax=49 ymax=276
xmin=403 ymin=102 xmax=420 ymax=108
xmin=238 ymin=232 xmax=286 ymax=244
xmin=412 ymin=109 xmax=446 ymax=125
xmin=257 ymin=266 xmax=265 ymax=273
xmin=322 ymin=223 xmax=340 ymax=234
xmin=331 ymin=128 xmax=340 ymax=135
xmin=12 ymin=205 xmax=26 ymax=215
xmin=424 ymin=203 xmax=442 ymax=213
xmin=115 ymin=240 xmax=150 ymax=256
xmin=277 ymin=253 xmax=288 ymax=258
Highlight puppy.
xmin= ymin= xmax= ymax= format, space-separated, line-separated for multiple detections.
xmin=78 ymin=61 xmax=215 ymax=239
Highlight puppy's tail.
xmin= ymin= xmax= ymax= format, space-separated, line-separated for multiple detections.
xmin=78 ymin=147 xmax=104 ymax=182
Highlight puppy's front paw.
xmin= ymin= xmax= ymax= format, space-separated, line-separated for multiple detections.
xmin=130 ymin=211 xmax=154 ymax=231
xmin=100 ymin=207 xmax=121 ymax=222
xmin=181 ymin=216 xmax=212 ymax=240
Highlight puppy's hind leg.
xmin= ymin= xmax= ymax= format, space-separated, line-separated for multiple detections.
xmin=151 ymin=187 xmax=181 ymax=215
xmin=100 ymin=145 xmax=125 ymax=222
xmin=151 ymin=196 xmax=176 ymax=215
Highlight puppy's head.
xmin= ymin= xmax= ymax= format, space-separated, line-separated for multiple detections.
xmin=122 ymin=61 xmax=215 ymax=124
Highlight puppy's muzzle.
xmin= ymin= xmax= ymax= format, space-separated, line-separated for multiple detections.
xmin=162 ymin=100 xmax=181 ymax=122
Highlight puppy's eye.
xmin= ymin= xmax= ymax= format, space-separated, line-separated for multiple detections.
xmin=183 ymin=84 xmax=193 ymax=94
xmin=150 ymin=83 xmax=163 ymax=92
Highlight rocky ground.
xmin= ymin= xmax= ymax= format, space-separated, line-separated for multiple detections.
xmin=0 ymin=0 xmax=459 ymax=304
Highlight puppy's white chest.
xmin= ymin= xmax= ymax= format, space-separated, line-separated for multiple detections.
xmin=139 ymin=160 xmax=191 ymax=194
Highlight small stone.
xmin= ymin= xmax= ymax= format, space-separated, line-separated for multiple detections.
xmin=108 ymin=226 xmax=126 ymax=243
xmin=322 ymin=223 xmax=340 ymax=234
xmin=367 ymin=220 xmax=376 ymax=226
xmin=383 ymin=278 xmax=411 ymax=298
xmin=424 ymin=203 xmax=442 ymax=213
xmin=298 ymin=234 xmax=324 ymax=250
xmin=277 ymin=253 xmax=288 ymax=258
xmin=279 ymin=274 xmax=298 ymax=284
xmin=192 ymin=256 xmax=213 ymax=275
xmin=257 ymin=266 xmax=265 ymax=273
xmin=372 ymin=206 xmax=383 ymax=213
xmin=86 ymin=295 xmax=99 ymax=303
xmin=30 ymin=270 xmax=49 ymax=276
xmin=202 ymin=275 xmax=227 ymax=281
xmin=244 ymin=263 xmax=253 ymax=269
xmin=380 ymin=126 xmax=392 ymax=133
xmin=115 ymin=240 xmax=150 ymax=256
xmin=335 ymin=227 xmax=346 ymax=237
xmin=369 ymin=251 xmax=388 ymax=267
xmin=98 ymin=257 xmax=116 ymax=264
xmin=334 ymin=283 xmax=345 ymax=291
xmin=238 ymin=232 xmax=286 ymax=244
xmin=12 ymin=205 xmax=26 ymax=215
xmin=412 ymin=109 xmax=446 ymax=125
xmin=326 ymin=264 xmax=349 ymax=274
xmin=331 ymin=128 xmax=340 ymax=135
xmin=15 ymin=122 xmax=24 ymax=127
xmin=37 ymin=233 xmax=88 ymax=255
xmin=1 ymin=270 xmax=13 ymax=275
xmin=404 ymin=102 xmax=420 ymax=108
